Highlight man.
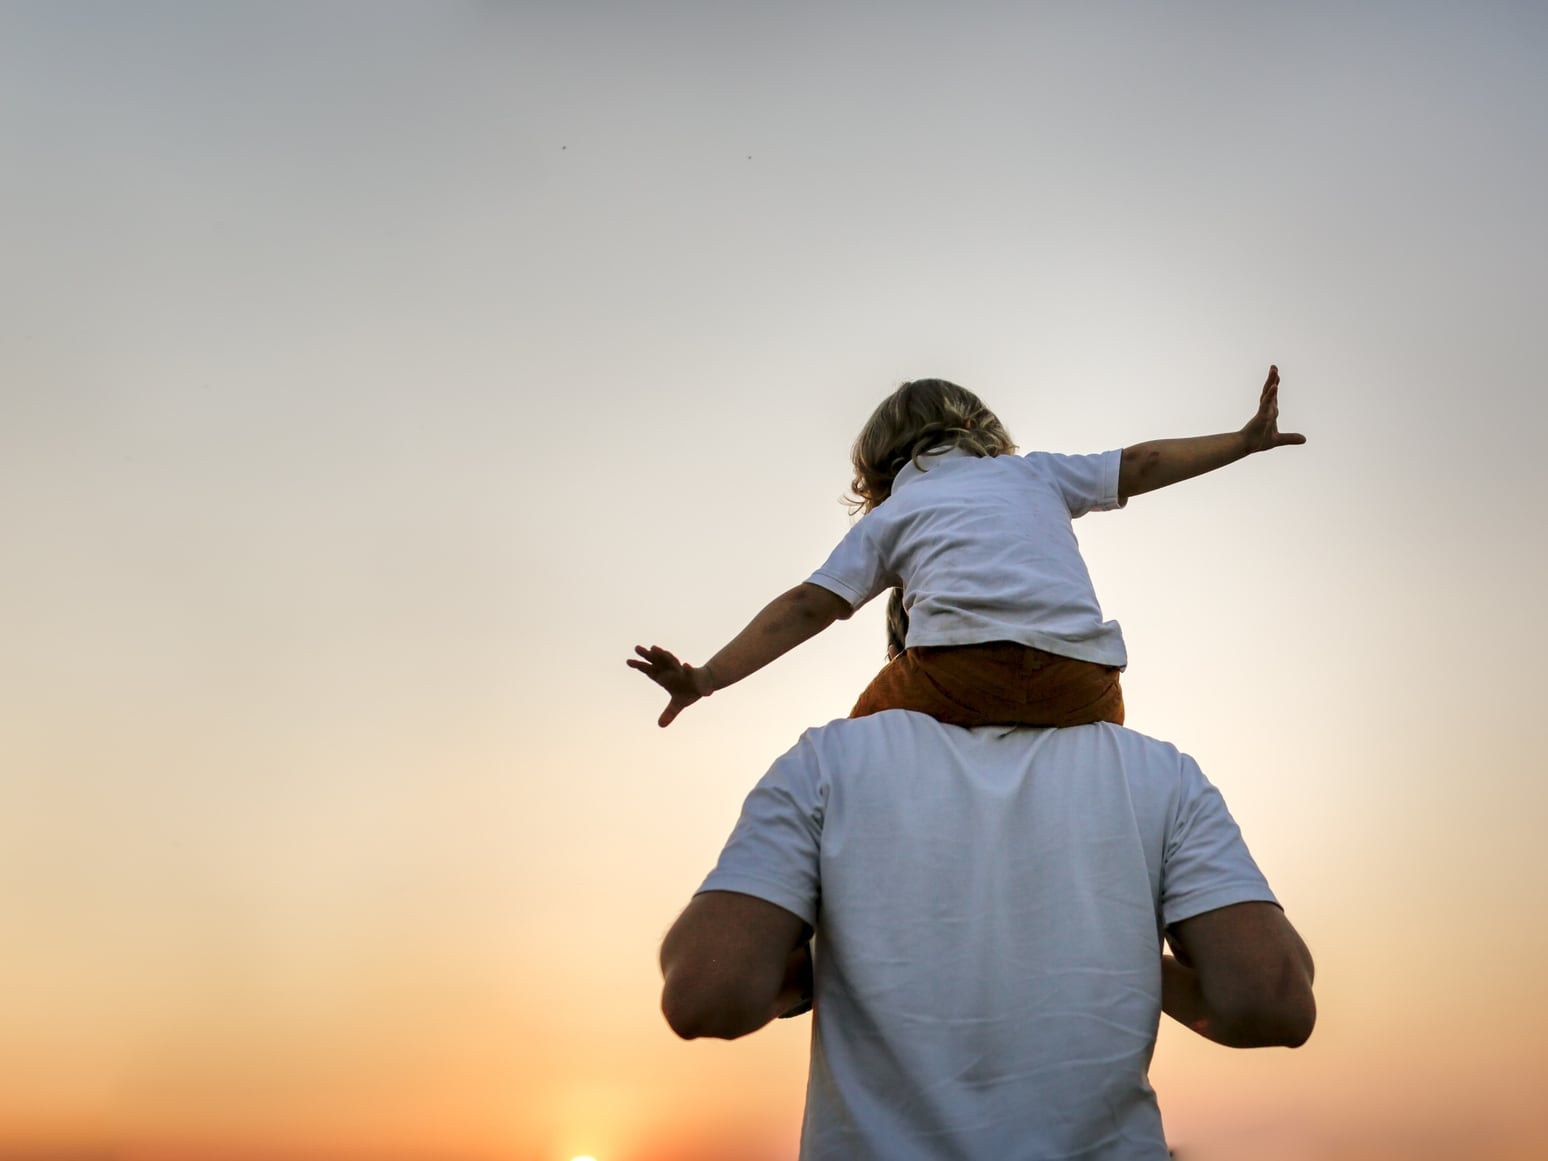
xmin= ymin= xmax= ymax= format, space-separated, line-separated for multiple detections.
xmin=660 ymin=716 xmax=1315 ymax=1159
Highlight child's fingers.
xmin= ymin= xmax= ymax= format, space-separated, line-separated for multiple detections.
xmin=629 ymin=645 xmax=689 ymax=693
xmin=632 ymin=645 xmax=683 ymax=670
xmin=1258 ymin=367 xmax=1279 ymax=407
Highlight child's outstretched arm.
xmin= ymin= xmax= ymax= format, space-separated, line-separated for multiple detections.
xmin=630 ymin=582 xmax=851 ymax=727
xmin=1118 ymin=365 xmax=1305 ymax=501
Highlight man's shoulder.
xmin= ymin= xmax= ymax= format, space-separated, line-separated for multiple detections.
xmin=799 ymin=715 xmax=1187 ymax=771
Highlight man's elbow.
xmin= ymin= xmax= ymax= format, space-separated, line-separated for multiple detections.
xmin=1237 ymin=993 xmax=1316 ymax=1048
xmin=661 ymin=983 xmax=717 ymax=1040
xmin=661 ymin=993 xmax=706 ymax=1040
xmin=1278 ymin=965 xmax=1318 ymax=1046
xmin=1281 ymin=995 xmax=1317 ymax=1047
xmin=660 ymin=975 xmax=764 ymax=1041
xmin=1210 ymin=977 xmax=1317 ymax=1048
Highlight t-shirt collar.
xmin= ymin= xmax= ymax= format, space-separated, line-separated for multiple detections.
xmin=892 ymin=444 xmax=973 ymax=492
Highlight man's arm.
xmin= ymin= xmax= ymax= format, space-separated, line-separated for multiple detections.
xmin=1118 ymin=365 xmax=1304 ymax=502
xmin=630 ymin=582 xmax=852 ymax=727
xmin=1161 ymin=901 xmax=1316 ymax=1048
xmin=659 ymin=890 xmax=813 ymax=1040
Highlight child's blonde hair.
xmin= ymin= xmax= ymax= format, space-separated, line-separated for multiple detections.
xmin=848 ymin=378 xmax=1016 ymax=513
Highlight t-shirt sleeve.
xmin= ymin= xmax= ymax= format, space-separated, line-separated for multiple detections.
xmin=1034 ymin=449 xmax=1125 ymax=517
xmin=696 ymin=731 xmax=826 ymax=928
xmin=1160 ymin=753 xmax=1278 ymax=928
xmin=805 ymin=516 xmax=893 ymax=611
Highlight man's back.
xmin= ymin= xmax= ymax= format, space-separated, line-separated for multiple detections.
xmin=698 ymin=717 xmax=1277 ymax=1160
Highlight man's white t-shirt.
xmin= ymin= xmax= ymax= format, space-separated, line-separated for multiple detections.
xmin=807 ymin=446 xmax=1129 ymax=667
xmin=698 ymin=715 xmax=1277 ymax=1160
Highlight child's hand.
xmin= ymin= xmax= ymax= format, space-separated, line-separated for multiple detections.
xmin=629 ymin=645 xmax=712 ymax=727
xmin=1240 ymin=365 xmax=1306 ymax=454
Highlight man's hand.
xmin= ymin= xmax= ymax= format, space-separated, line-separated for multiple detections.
xmin=629 ymin=644 xmax=714 ymax=728
xmin=777 ymin=941 xmax=815 ymax=1019
xmin=1239 ymin=365 xmax=1306 ymax=454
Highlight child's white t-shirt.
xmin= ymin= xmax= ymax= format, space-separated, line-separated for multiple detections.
xmin=806 ymin=446 xmax=1127 ymax=667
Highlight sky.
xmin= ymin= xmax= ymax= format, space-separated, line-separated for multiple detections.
xmin=2 ymin=2 xmax=1546 ymax=1158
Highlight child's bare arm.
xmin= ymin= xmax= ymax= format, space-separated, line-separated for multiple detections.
xmin=1118 ymin=365 xmax=1305 ymax=501
xmin=630 ymin=582 xmax=851 ymax=727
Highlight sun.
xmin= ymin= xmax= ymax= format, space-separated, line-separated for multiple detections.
xmin=568 ymin=1156 xmax=598 ymax=1161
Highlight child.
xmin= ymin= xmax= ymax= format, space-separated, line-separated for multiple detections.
xmin=631 ymin=367 xmax=1302 ymax=728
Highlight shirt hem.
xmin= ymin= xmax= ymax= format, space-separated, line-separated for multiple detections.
xmin=806 ymin=570 xmax=868 ymax=609
xmin=696 ymin=871 xmax=817 ymax=929
xmin=905 ymin=629 xmax=1128 ymax=669
xmin=1162 ymin=884 xmax=1280 ymax=929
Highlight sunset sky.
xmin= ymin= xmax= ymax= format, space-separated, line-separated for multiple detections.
xmin=3 ymin=3 xmax=1546 ymax=1159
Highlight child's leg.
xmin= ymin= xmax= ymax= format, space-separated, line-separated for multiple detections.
xmin=849 ymin=642 xmax=1124 ymax=727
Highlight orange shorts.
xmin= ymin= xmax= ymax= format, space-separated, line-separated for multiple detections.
xmin=849 ymin=641 xmax=1124 ymax=728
